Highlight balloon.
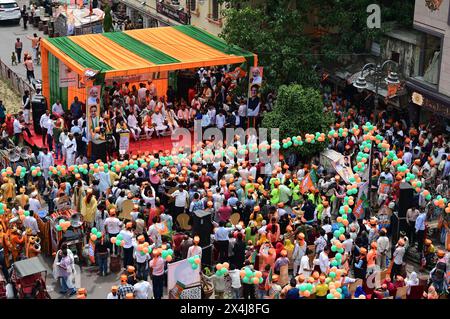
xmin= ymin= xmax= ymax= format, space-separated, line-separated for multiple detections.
xmin=166 ymin=255 xmax=173 ymax=262
xmin=329 ymin=272 xmax=336 ymax=278
xmin=116 ymin=240 xmax=121 ymax=246
xmin=243 ymin=276 xmax=250 ymax=284
xmin=252 ymin=277 xmax=259 ymax=285
xmin=216 ymin=264 xmax=223 ymax=270
xmin=303 ymin=290 xmax=311 ymax=298
xmin=111 ymin=237 xmax=117 ymax=244
xmin=222 ymin=262 xmax=229 ymax=269
xmin=192 ymin=264 xmax=199 ymax=270
xmin=90 ymin=234 xmax=97 ymax=241
xmin=188 ymin=257 xmax=195 ymax=264
xmin=194 ymin=258 xmax=201 ymax=265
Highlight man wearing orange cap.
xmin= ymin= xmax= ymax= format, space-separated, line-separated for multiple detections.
xmin=119 ymin=222 xmax=135 ymax=268
xmin=149 ymin=249 xmax=165 ymax=299
xmin=117 ymin=274 xmax=134 ymax=299
xmin=391 ymin=239 xmax=406 ymax=280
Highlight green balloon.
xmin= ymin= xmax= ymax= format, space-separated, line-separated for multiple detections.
xmin=116 ymin=240 xmax=122 ymax=246
xmin=329 ymin=271 xmax=336 ymax=278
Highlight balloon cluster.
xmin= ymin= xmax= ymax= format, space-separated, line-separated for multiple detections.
xmin=0 ymin=167 xmax=13 ymax=178
xmin=215 ymin=263 xmax=229 ymax=277
xmin=421 ymin=190 xmax=432 ymax=201
xmin=350 ymin=125 xmax=360 ymax=136
xmin=15 ymin=166 xmax=27 ymax=179
xmin=298 ymin=282 xmax=315 ymax=298
xmin=187 ymin=254 xmax=201 ymax=270
xmin=111 ymin=234 xmax=125 ymax=247
xmin=325 ymin=268 xmax=346 ymax=299
xmin=355 ymin=151 xmax=370 ymax=164
xmin=161 ymin=248 xmax=174 ymax=262
xmin=445 ymin=203 xmax=450 ymax=214
xmin=240 ymin=267 xmax=263 ymax=285
xmin=55 ymin=219 xmax=71 ymax=232
xmin=30 ymin=166 xmax=42 ymax=177
xmin=346 ymin=184 xmax=358 ymax=195
xmin=48 ymin=165 xmax=68 ymax=177
xmin=136 ymin=242 xmax=152 ymax=256
xmin=90 ymin=227 xmax=102 ymax=241
xmin=434 ymin=196 xmax=447 ymax=209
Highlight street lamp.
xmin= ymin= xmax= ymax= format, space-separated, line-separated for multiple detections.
xmin=352 ymin=60 xmax=399 ymax=116
xmin=352 ymin=59 xmax=399 ymax=215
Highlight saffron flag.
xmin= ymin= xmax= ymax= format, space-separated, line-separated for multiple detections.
xmin=265 ymin=267 xmax=273 ymax=291
xmin=300 ymin=173 xmax=315 ymax=194
xmin=353 ymin=199 xmax=364 ymax=219
xmin=249 ymin=250 xmax=258 ymax=264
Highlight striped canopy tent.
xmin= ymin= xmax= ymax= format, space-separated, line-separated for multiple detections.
xmin=41 ymin=25 xmax=257 ymax=109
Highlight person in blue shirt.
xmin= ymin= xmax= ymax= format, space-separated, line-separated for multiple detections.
xmin=285 ymin=278 xmax=300 ymax=299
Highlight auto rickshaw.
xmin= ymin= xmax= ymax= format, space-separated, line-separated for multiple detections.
xmin=11 ymin=257 xmax=51 ymax=299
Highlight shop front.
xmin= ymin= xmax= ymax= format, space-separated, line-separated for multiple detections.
xmin=407 ymin=81 xmax=450 ymax=133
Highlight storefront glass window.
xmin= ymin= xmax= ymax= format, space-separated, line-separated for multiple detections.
xmin=412 ymin=33 xmax=441 ymax=88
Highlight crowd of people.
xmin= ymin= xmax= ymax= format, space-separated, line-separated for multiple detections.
xmin=0 ymin=65 xmax=449 ymax=300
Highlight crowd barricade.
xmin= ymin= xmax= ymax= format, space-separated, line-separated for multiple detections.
xmin=0 ymin=59 xmax=34 ymax=97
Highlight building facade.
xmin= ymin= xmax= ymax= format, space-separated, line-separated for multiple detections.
xmin=118 ymin=0 xmax=225 ymax=35
xmin=406 ymin=0 xmax=450 ymax=131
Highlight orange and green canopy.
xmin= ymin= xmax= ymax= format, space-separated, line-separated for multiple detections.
xmin=41 ymin=25 xmax=256 ymax=77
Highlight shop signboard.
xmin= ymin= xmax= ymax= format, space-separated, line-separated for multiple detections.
xmin=156 ymin=1 xmax=190 ymax=25
xmin=412 ymin=91 xmax=450 ymax=118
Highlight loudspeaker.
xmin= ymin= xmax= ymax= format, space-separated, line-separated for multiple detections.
xmin=31 ymin=95 xmax=47 ymax=135
xmin=398 ymin=182 xmax=414 ymax=218
xmin=192 ymin=210 xmax=213 ymax=266
xmin=390 ymin=212 xmax=408 ymax=250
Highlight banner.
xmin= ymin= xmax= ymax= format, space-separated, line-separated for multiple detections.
xmin=86 ymin=85 xmax=101 ymax=141
xmin=59 ymin=60 xmax=78 ymax=87
xmin=167 ymin=258 xmax=201 ymax=299
xmin=354 ymin=181 xmax=369 ymax=219
xmin=247 ymin=66 xmax=263 ymax=118
xmin=104 ymin=72 xmax=168 ymax=86
xmin=119 ymin=132 xmax=130 ymax=155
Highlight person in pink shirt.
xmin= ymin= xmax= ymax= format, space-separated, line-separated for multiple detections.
xmin=149 ymin=250 xmax=165 ymax=299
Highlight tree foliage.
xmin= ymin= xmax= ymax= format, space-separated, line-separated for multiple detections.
xmin=262 ymin=84 xmax=333 ymax=158
xmin=220 ymin=0 xmax=415 ymax=90
xmin=220 ymin=4 xmax=319 ymax=92
xmin=103 ymin=4 xmax=113 ymax=33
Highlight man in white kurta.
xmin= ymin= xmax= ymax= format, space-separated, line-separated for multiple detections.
xmin=127 ymin=113 xmax=141 ymax=141
xmin=151 ymin=110 xmax=167 ymax=137
xmin=64 ymin=133 xmax=77 ymax=166
xmin=39 ymin=148 xmax=54 ymax=179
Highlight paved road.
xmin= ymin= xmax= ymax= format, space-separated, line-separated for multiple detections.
xmin=0 ymin=0 xmax=44 ymax=82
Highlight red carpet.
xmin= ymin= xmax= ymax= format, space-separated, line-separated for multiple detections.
xmin=26 ymin=129 xmax=176 ymax=163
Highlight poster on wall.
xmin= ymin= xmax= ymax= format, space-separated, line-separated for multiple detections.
xmin=247 ymin=67 xmax=263 ymax=119
xmin=167 ymin=258 xmax=201 ymax=299
xmin=86 ymin=85 xmax=102 ymax=141
xmin=59 ymin=60 xmax=78 ymax=87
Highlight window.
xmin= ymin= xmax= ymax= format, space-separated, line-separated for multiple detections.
xmin=211 ymin=0 xmax=219 ymax=20
xmin=188 ymin=0 xmax=196 ymax=11
xmin=411 ymin=32 xmax=441 ymax=88
xmin=391 ymin=51 xmax=400 ymax=63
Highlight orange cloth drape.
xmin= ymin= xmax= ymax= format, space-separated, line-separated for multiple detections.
xmin=70 ymin=34 xmax=155 ymax=71
xmin=41 ymin=45 xmax=50 ymax=107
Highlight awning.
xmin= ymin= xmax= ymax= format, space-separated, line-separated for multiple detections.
xmin=13 ymin=257 xmax=47 ymax=278
xmin=41 ymin=25 xmax=257 ymax=78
